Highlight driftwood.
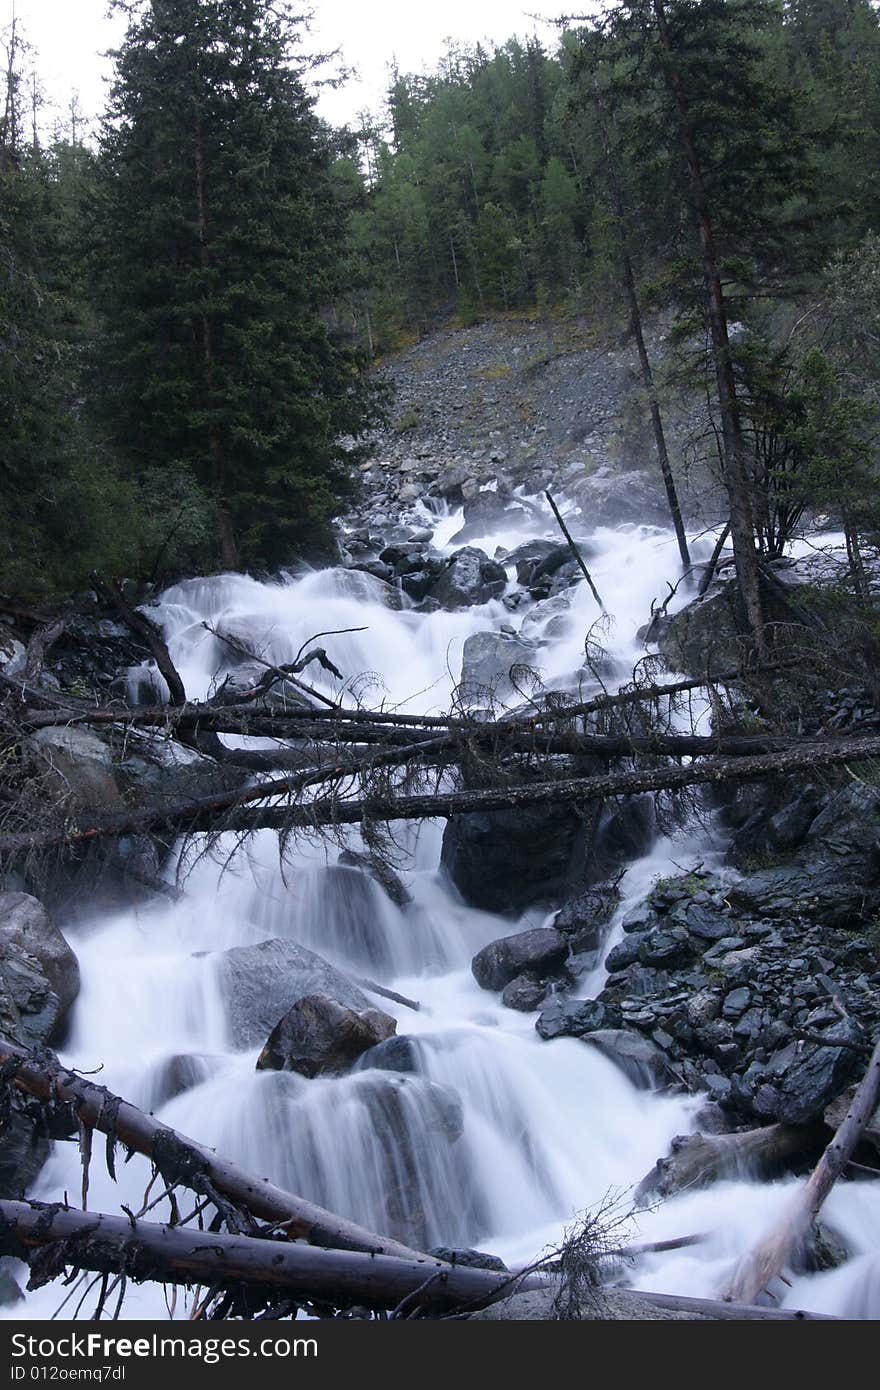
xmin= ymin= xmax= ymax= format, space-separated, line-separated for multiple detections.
xmin=0 ymin=1200 xmax=538 ymax=1313
xmin=721 ymin=1033 xmax=880 ymax=1305
xmin=92 ymin=573 xmax=186 ymax=706
xmin=0 ymin=1037 xmax=426 ymax=1262
xmin=0 ymin=1201 xmax=838 ymax=1319
xmin=5 ymin=728 xmax=880 ymax=860
xmin=635 ymin=1124 xmax=816 ymax=1206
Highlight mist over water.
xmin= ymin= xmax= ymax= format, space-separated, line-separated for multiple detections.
xmin=7 ymin=496 xmax=879 ymax=1319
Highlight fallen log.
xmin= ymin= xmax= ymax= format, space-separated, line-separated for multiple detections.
xmin=5 ymin=728 xmax=880 ymax=859
xmin=545 ymin=489 xmax=605 ymax=612
xmin=92 ymin=573 xmax=186 ymax=707
xmin=721 ymin=1032 xmax=880 ymax=1305
xmin=635 ymin=1124 xmax=817 ymax=1206
xmin=0 ymin=1037 xmax=426 ymax=1262
xmin=0 ymin=1202 xmax=836 ymax=1319
xmin=0 ymin=1200 xmax=540 ymax=1313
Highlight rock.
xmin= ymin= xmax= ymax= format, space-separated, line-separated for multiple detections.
xmin=0 ymin=630 xmax=26 ymax=676
xmin=0 ymin=1104 xmax=50 ymax=1200
xmin=0 ymin=893 xmax=79 ymax=1024
xmin=428 ymin=547 xmax=507 ymax=608
xmin=501 ymin=973 xmax=550 ymax=1012
xmin=441 ymin=802 xmax=590 ymax=914
xmin=656 ymin=577 xmax=745 ymax=674
xmin=256 ymin=994 xmax=396 ymax=1078
xmin=27 ymin=726 xmax=121 ymax=808
xmin=143 ymin=1052 xmax=223 ymax=1108
xmin=472 ymin=927 xmax=569 ymax=993
xmin=554 ymin=882 xmax=620 ymax=961
xmin=750 ymin=1020 xmax=865 ymax=1125
xmin=580 ymin=1029 xmax=680 ymax=1089
xmin=355 ymin=1034 xmax=423 ymax=1074
xmin=572 ymin=468 xmax=668 ymax=529
xmin=605 ymin=935 xmax=647 ymax=972
xmin=457 ymin=631 xmax=540 ymax=703
xmin=535 ymin=997 xmax=621 ymax=1041
xmin=215 ymin=938 xmax=371 ymax=1049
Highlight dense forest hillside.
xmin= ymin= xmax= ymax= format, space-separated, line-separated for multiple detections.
xmin=2 ymin=0 xmax=880 ymax=599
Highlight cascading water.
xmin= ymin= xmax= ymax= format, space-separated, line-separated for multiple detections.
xmin=6 ymin=495 xmax=880 ymax=1320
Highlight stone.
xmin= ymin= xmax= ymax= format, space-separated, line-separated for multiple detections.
xmin=428 ymin=547 xmax=507 ymax=609
xmin=501 ymin=973 xmax=549 ymax=1012
xmin=457 ymin=631 xmax=540 ymax=703
xmin=27 ymin=726 xmax=121 ymax=809
xmin=555 ymin=883 xmax=620 ymax=958
xmin=535 ymin=997 xmax=621 ymax=1041
xmin=441 ymin=803 xmax=590 ymax=915
xmin=215 ymin=938 xmax=371 ymax=1049
xmin=580 ymin=1029 xmax=680 ymax=1089
xmin=256 ymin=994 xmax=396 ymax=1078
xmin=750 ymin=1020 xmax=865 ymax=1125
xmin=355 ymin=1034 xmax=423 ymax=1074
xmin=472 ymin=928 xmax=569 ymax=993
xmin=0 ymin=893 xmax=79 ymax=1025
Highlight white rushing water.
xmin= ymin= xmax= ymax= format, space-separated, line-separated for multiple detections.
xmin=5 ymin=495 xmax=880 ymax=1319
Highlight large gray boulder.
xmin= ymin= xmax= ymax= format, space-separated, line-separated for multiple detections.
xmin=256 ymin=994 xmax=396 ymax=1077
xmin=0 ymin=893 xmax=79 ymax=1023
xmin=215 ymin=938 xmax=371 ymax=1049
xmin=748 ymin=1019 xmax=865 ymax=1125
xmin=579 ymin=1029 xmax=680 ymax=1090
xmin=472 ymin=928 xmax=569 ymax=993
xmin=457 ymin=631 xmax=541 ymax=704
xmin=428 ymin=548 xmax=507 ymax=608
xmin=27 ymin=726 xmax=121 ymax=809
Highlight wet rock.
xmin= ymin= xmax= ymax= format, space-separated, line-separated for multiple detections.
xmin=535 ymin=997 xmax=621 ymax=1040
xmin=656 ymin=576 xmax=744 ymax=674
xmin=501 ymin=973 xmax=549 ymax=1012
xmin=472 ymin=927 xmax=569 ymax=993
xmin=580 ymin=1029 xmax=680 ymax=1090
xmin=216 ymin=938 xmax=371 ymax=1049
xmin=428 ymin=547 xmax=507 ymax=608
xmin=749 ymin=1020 xmax=865 ymax=1125
xmin=0 ymin=893 xmax=79 ymax=1024
xmin=256 ymin=994 xmax=396 ymax=1078
xmin=605 ymin=934 xmax=646 ymax=971
xmin=554 ymin=882 xmax=620 ymax=961
xmin=355 ymin=1034 xmax=422 ymax=1074
xmin=337 ymin=849 xmax=411 ymax=909
xmin=457 ymin=631 xmax=540 ymax=704
xmin=0 ymin=1104 xmax=51 ymax=1200
xmin=441 ymin=802 xmax=590 ymax=914
xmin=143 ymin=1052 xmax=223 ymax=1107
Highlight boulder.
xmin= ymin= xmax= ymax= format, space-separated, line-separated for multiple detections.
xmin=428 ymin=548 xmax=507 ymax=609
xmin=27 ymin=726 xmax=121 ymax=809
xmin=555 ymin=882 xmax=621 ymax=962
xmin=215 ymin=938 xmax=371 ymax=1050
xmin=457 ymin=631 xmax=541 ymax=704
xmin=256 ymin=994 xmax=396 ymax=1078
xmin=748 ymin=1020 xmax=865 ymax=1125
xmin=472 ymin=927 xmax=569 ymax=993
xmin=655 ymin=577 xmax=745 ymax=675
xmin=441 ymin=803 xmax=590 ymax=915
xmin=572 ymin=468 xmax=668 ymax=529
xmin=501 ymin=974 xmax=549 ymax=1012
xmin=355 ymin=1034 xmax=422 ymax=1074
xmin=0 ymin=893 xmax=79 ymax=1023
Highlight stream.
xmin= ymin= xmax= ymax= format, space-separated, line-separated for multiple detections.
xmin=6 ymin=494 xmax=880 ymax=1319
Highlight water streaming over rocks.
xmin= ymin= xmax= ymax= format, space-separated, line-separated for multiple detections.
xmin=5 ymin=495 xmax=880 ymax=1319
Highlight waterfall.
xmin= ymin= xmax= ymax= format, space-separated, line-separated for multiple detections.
xmin=6 ymin=495 xmax=879 ymax=1320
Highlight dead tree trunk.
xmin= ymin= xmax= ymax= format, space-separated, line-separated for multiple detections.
xmin=635 ymin=1124 xmax=819 ymax=1207
xmin=720 ymin=1033 xmax=880 ymax=1305
xmin=0 ymin=1039 xmax=425 ymax=1262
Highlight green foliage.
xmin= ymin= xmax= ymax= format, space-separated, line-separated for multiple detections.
xmin=91 ymin=0 xmax=384 ymax=572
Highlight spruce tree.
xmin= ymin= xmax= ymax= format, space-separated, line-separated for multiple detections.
xmin=94 ymin=0 xmax=382 ymax=572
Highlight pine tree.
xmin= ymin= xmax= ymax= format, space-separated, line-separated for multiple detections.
xmin=94 ymin=0 xmax=382 ymax=572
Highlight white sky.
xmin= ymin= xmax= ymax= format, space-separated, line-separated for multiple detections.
xmin=4 ymin=0 xmax=589 ymax=137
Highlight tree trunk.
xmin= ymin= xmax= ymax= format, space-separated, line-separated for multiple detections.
xmin=0 ymin=1039 xmax=427 ymax=1262
xmin=650 ymin=0 xmax=764 ymax=653
xmin=635 ymin=1124 xmax=819 ymax=1207
xmin=593 ymin=81 xmax=691 ymax=574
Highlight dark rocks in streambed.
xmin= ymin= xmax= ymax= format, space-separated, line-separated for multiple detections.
xmin=579 ymin=1029 xmax=681 ymax=1090
xmin=554 ymin=881 xmax=621 ymax=967
xmin=0 ymin=893 xmax=80 ymax=1033
xmin=472 ymin=927 xmax=569 ymax=993
xmin=535 ymin=998 xmax=622 ymax=1041
xmin=336 ymin=849 xmax=411 ymax=909
xmin=744 ymin=1019 xmax=866 ymax=1126
xmin=456 ymin=630 xmax=541 ymax=704
xmin=428 ymin=547 xmax=507 ymax=608
xmin=501 ymin=973 xmax=552 ymax=1012
xmin=215 ymin=938 xmax=372 ymax=1049
xmin=256 ymin=994 xmax=397 ymax=1078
